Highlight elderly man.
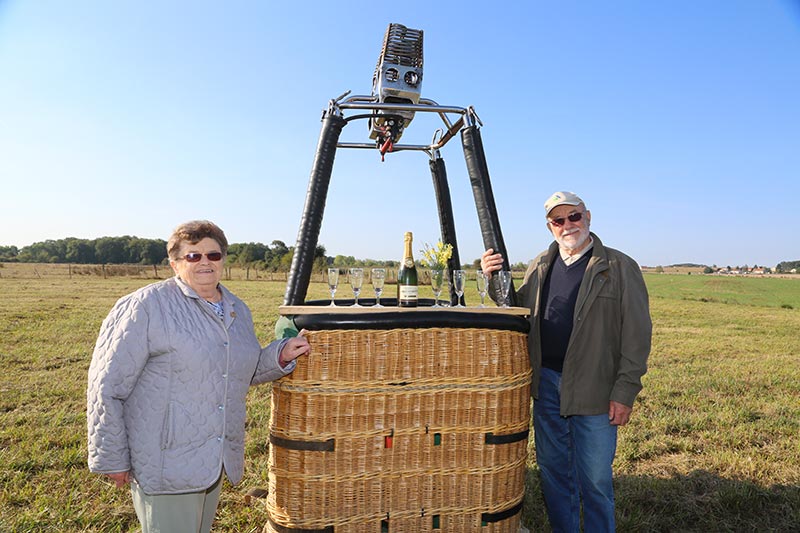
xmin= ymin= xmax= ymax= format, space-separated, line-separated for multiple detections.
xmin=481 ymin=191 xmax=651 ymax=532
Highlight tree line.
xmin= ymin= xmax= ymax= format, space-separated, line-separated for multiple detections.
xmin=0 ymin=237 xmax=329 ymax=272
xmin=0 ymin=237 xmax=533 ymax=271
xmin=0 ymin=237 xmax=168 ymax=265
xmin=776 ymin=260 xmax=800 ymax=273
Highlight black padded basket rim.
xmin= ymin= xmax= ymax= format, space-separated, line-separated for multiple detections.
xmin=294 ymin=299 xmax=529 ymax=333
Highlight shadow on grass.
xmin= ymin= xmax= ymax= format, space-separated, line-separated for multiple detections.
xmin=522 ymin=467 xmax=800 ymax=532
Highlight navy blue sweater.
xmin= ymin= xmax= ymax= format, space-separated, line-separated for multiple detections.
xmin=540 ymin=253 xmax=591 ymax=372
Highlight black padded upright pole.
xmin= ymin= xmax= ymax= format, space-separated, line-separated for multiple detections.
xmin=284 ymin=114 xmax=347 ymax=305
xmin=461 ymin=125 xmax=517 ymax=306
xmin=429 ymin=156 xmax=464 ymax=306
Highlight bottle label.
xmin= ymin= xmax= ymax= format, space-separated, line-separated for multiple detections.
xmin=404 ymin=258 xmax=415 ymax=268
xmin=399 ymin=285 xmax=418 ymax=301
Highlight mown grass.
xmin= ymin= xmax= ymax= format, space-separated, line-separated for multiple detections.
xmin=645 ymin=273 xmax=800 ymax=309
xmin=1 ymin=270 xmax=799 ymax=531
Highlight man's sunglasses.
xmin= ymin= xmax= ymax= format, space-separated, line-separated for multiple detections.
xmin=548 ymin=212 xmax=584 ymax=227
xmin=180 ymin=252 xmax=223 ymax=262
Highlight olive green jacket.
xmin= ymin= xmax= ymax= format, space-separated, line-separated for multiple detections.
xmin=516 ymin=233 xmax=652 ymax=416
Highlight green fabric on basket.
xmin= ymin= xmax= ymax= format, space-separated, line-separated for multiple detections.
xmin=274 ymin=315 xmax=299 ymax=339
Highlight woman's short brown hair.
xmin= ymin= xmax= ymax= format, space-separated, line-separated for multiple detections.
xmin=167 ymin=220 xmax=229 ymax=260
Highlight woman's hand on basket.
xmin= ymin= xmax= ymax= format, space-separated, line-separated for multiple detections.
xmin=279 ymin=330 xmax=311 ymax=367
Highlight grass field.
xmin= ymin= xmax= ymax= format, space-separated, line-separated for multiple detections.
xmin=1 ymin=266 xmax=798 ymax=532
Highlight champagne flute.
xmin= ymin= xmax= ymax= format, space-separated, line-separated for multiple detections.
xmin=327 ymin=268 xmax=339 ymax=306
xmin=371 ymin=268 xmax=385 ymax=307
xmin=452 ymin=269 xmax=466 ymax=308
xmin=349 ymin=268 xmax=364 ymax=307
xmin=499 ymin=270 xmax=513 ymax=308
xmin=476 ymin=269 xmax=488 ymax=308
xmin=430 ymin=269 xmax=445 ymax=307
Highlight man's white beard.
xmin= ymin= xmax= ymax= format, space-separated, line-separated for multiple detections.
xmin=556 ymin=226 xmax=590 ymax=252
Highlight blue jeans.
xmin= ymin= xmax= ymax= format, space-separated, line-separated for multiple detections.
xmin=534 ymin=367 xmax=617 ymax=532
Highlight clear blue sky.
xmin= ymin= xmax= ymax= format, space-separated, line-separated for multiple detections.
xmin=2 ymin=1 xmax=799 ymax=268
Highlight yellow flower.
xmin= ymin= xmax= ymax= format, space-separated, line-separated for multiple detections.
xmin=420 ymin=241 xmax=453 ymax=270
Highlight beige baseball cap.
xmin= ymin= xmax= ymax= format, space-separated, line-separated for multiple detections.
xmin=544 ymin=191 xmax=584 ymax=216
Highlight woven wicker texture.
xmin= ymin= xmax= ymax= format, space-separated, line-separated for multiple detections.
xmin=266 ymin=327 xmax=531 ymax=532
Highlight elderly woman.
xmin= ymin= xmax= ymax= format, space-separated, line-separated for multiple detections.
xmin=87 ymin=220 xmax=309 ymax=533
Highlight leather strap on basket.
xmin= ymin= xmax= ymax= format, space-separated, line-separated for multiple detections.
xmin=481 ymin=501 xmax=523 ymax=524
xmin=270 ymin=434 xmax=335 ymax=452
xmin=484 ymin=429 xmax=529 ymax=445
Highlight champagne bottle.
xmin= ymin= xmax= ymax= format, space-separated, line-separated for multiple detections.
xmin=397 ymin=231 xmax=418 ymax=307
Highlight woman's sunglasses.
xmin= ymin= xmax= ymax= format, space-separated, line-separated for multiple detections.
xmin=180 ymin=252 xmax=223 ymax=262
xmin=548 ymin=212 xmax=584 ymax=227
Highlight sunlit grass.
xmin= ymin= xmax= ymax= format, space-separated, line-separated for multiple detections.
xmin=1 ymin=271 xmax=798 ymax=531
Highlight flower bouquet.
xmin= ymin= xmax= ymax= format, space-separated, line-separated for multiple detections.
xmin=421 ymin=241 xmax=453 ymax=307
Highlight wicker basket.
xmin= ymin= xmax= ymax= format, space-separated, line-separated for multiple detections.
xmin=266 ymin=322 xmax=531 ymax=533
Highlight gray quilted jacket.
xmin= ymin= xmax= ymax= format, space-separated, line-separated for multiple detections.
xmin=86 ymin=276 xmax=293 ymax=495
